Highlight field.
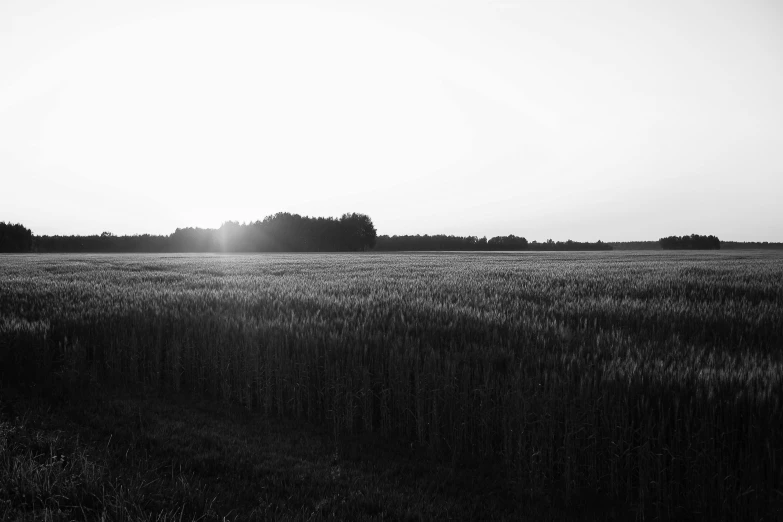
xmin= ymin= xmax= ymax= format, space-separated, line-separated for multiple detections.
xmin=1 ymin=251 xmax=782 ymax=520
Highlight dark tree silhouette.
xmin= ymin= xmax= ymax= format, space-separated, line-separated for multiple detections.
xmin=165 ymin=212 xmax=378 ymax=253
xmin=526 ymin=239 xmax=612 ymax=251
xmin=610 ymin=241 xmax=662 ymax=250
xmin=35 ymin=233 xmax=170 ymax=253
xmin=170 ymin=227 xmax=215 ymax=252
xmin=374 ymin=234 xmax=611 ymax=251
xmin=719 ymin=241 xmax=783 ymax=250
xmin=28 ymin=217 xmax=771 ymax=254
xmin=659 ymin=234 xmax=720 ymax=250
xmin=487 ymin=234 xmax=528 ymax=250
xmin=0 ymin=222 xmax=33 ymax=252
xmin=339 ymin=213 xmax=377 ymax=251
xmin=374 ymin=234 xmax=486 ymax=251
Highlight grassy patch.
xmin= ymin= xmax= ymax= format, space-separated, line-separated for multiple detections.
xmin=1 ymin=392 xmax=581 ymax=521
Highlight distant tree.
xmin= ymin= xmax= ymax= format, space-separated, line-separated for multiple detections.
xmin=170 ymin=227 xmax=216 ymax=252
xmin=660 ymin=234 xmax=720 ymax=250
xmin=488 ymin=234 xmax=528 ymax=250
xmin=218 ymin=221 xmax=244 ymax=252
xmin=0 ymin=222 xmax=33 ymax=252
xmin=339 ymin=213 xmax=377 ymax=251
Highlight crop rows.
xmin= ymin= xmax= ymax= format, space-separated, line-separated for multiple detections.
xmin=1 ymin=251 xmax=782 ymax=519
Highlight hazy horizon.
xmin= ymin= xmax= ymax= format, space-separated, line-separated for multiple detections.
xmin=2 ymin=214 xmax=773 ymax=245
xmin=2 ymin=0 xmax=782 ymax=242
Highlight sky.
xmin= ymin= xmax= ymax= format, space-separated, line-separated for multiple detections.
xmin=1 ymin=0 xmax=782 ymax=241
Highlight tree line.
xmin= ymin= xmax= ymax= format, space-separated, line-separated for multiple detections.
xmin=611 ymin=239 xmax=783 ymax=250
xmin=609 ymin=241 xmax=662 ymax=251
xmin=374 ymin=235 xmax=613 ymax=251
xmin=33 ymin=232 xmax=170 ymax=253
xmin=9 ymin=218 xmax=779 ymax=252
xmin=659 ymin=234 xmax=721 ymax=250
xmin=721 ymin=241 xmax=783 ymax=250
xmin=27 ymin=213 xmax=378 ymax=253
xmin=374 ymin=234 xmax=530 ymax=251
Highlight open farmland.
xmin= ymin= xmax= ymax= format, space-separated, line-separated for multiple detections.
xmin=1 ymin=251 xmax=782 ymax=520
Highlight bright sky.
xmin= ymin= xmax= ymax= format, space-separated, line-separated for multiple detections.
xmin=2 ymin=0 xmax=782 ymax=241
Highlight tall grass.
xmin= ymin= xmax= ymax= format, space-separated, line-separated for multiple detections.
xmin=1 ymin=251 xmax=781 ymax=519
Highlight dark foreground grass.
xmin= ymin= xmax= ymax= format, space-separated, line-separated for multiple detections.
xmin=1 ymin=391 xmax=601 ymax=521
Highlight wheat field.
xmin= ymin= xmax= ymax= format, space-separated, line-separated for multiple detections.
xmin=1 ymin=251 xmax=781 ymax=519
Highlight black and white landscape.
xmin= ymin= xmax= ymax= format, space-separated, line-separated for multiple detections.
xmin=1 ymin=1 xmax=782 ymax=520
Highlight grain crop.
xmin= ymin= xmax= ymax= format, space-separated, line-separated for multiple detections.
xmin=1 ymin=251 xmax=781 ymax=519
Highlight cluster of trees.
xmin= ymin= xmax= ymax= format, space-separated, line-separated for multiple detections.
xmin=659 ymin=234 xmax=721 ymax=250
xmin=0 ymin=222 xmax=33 ymax=252
xmin=527 ymin=239 xmax=613 ymax=251
xmin=488 ymin=235 xmax=531 ymax=250
xmin=32 ymin=213 xmax=377 ymax=253
xmin=374 ymin=234 xmax=612 ymax=251
xmin=170 ymin=212 xmax=377 ymax=252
